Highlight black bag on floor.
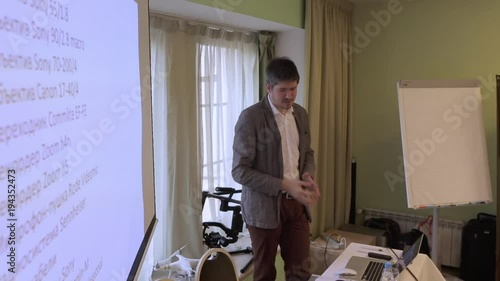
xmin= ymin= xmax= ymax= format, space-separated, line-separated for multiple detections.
xmin=400 ymin=229 xmax=430 ymax=257
xmin=363 ymin=218 xmax=402 ymax=249
xmin=460 ymin=213 xmax=496 ymax=281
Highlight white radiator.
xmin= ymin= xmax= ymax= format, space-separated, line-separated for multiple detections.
xmin=362 ymin=208 xmax=465 ymax=268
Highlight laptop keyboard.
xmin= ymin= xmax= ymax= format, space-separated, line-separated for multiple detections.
xmin=361 ymin=261 xmax=384 ymax=281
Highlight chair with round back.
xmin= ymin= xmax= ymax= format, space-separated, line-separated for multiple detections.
xmin=195 ymin=248 xmax=239 ymax=281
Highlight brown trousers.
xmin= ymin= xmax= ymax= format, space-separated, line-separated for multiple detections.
xmin=247 ymin=196 xmax=311 ymax=281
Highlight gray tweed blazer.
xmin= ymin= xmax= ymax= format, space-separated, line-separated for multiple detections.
xmin=232 ymin=95 xmax=315 ymax=229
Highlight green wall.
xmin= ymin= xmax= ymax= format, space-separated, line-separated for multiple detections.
xmin=188 ymin=0 xmax=304 ymax=28
xmin=352 ymin=0 xmax=499 ymax=222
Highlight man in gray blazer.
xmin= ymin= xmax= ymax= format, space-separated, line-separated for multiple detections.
xmin=232 ymin=57 xmax=320 ymax=281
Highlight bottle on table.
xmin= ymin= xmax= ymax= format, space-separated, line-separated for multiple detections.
xmin=380 ymin=261 xmax=399 ymax=281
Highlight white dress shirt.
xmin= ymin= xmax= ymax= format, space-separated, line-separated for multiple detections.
xmin=267 ymin=95 xmax=300 ymax=181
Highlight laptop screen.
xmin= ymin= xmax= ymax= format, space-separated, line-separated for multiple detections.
xmin=402 ymin=234 xmax=424 ymax=266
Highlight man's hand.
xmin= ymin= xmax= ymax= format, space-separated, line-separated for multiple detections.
xmin=302 ymin=172 xmax=320 ymax=205
xmin=281 ymin=176 xmax=320 ymax=206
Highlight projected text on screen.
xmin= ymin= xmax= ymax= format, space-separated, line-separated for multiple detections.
xmin=0 ymin=1 xmax=146 ymax=280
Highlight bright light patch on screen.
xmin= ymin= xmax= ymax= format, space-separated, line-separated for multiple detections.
xmin=0 ymin=1 xmax=145 ymax=280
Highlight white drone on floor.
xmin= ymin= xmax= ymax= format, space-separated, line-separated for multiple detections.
xmin=154 ymin=245 xmax=200 ymax=278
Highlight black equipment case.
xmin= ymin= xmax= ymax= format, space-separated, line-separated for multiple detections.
xmin=459 ymin=212 xmax=496 ymax=281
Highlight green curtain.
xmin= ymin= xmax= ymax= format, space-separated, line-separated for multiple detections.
xmin=305 ymin=0 xmax=353 ymax=237
xmin=258 ymin=31 xmax=276 ymax=99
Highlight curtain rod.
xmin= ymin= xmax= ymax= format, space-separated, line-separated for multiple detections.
xmin=149 ymin=10 xmax=260 ymax=35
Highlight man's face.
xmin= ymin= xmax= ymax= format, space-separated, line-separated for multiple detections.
xmin=267 ymin=80 xmax=298 ymax=113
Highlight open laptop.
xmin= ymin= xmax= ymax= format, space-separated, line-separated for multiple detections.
xmin=343 ymin=234 xmax=424 ymax=281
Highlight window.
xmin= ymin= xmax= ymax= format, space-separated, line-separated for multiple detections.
xmin=197 ymin=39 xmax=258 ymax=226
xmin=149 ymin=14 xmax=258 ymax=259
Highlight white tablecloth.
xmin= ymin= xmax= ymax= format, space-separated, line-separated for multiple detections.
xmin=318 ymin=242 xmax=445 ymax=281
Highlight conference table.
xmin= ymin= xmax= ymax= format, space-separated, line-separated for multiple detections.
xmin=317 ymin=242 xmax=445 ymax=281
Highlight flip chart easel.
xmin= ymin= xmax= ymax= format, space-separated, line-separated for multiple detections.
xmin=397 ymin=79 xmax=493 ymax=265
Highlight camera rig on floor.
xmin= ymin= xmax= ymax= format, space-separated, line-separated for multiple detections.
xmin=202 ymin=187 xmax=253 ymax=273
xmin=201 ymin=187 xmax=244 ymax=248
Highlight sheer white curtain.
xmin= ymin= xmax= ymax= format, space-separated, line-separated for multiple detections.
xmin=148 ymin=14 xmax=258 ymax=269
xmin=197 ymin=28 xmax=258 ymax=226
xmin=150 ymin=15 xmax=204 ymax=261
